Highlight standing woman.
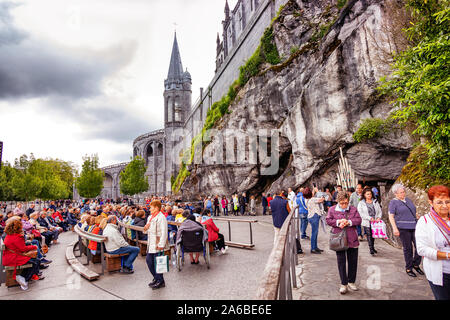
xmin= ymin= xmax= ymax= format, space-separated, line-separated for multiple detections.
xmin=326 ymin=191 xmax=362 ymax=294
xmin=250 ymin=196 xmax=256 ymax=216
xmin=143 ymin=200 xmax=169 ymax=290
xmin=388 ymin=184 xmax=423 ymax=277
xmin=221 ymin=196 xmax=229 ymax=216
xmin=358 ymin=187 xmax=383 ymax=255
xmin=303 ymin=187 xmax=324 ymax=254
xmin=416 ymin=185 xmax=450 ymax=300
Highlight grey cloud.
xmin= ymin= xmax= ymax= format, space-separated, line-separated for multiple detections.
xmin=0 ymin=3 xmax=137 ymax=100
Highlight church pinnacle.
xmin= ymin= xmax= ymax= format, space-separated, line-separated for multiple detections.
xmin=167 ymin=32 xmax=184 ymax=81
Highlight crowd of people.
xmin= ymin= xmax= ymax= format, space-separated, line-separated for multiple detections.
xmin=2 ymin=183 xmax=449 ymax=300
xmin=268 ymin=183 xmax=450 ymax=300
xmin=1 ymin=197 xmax=231 ymax=291
xmin=1 ymin=200 xmax=78 ymax=290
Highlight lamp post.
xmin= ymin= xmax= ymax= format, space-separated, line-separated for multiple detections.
xmin=0 ymin=141 xmax=3 ymax=171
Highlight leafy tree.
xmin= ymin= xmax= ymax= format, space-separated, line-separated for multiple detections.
xmin=11 ymin=171 xmax=43 ymax=201
xmin=75 ymin=155 xmax=104 ymax=199
xmin=0 ymin=162 xmax=17 ymax=201
xmin=379 ymin=0 xmax=450 ymax=187
xmin=119 ymin=156 xmax=149 ymax=196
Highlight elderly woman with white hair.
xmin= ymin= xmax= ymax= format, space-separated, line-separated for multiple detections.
xmin=388 ymin=183 xmax=423 ymax=277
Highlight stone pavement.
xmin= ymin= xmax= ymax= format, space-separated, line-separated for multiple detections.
xmin=292 ymin=221 xmax=434 ymax=300
xmin=0 ymin=215 xmax=435 ymax=300
xmin=0 ymin=216 xmax=276 ymax=300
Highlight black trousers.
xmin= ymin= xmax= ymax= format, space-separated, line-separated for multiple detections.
xmin=214 ymin=206 xmax=220 ymax=216
xmin=336 ymin=247 xmax=358 ymax=285
xmin=214 ymin=233 xmax=226 ymax=250
xmin=429 ymin=273 xmax=450 ymax=300
xmin=20 ymin=258 xmax=40 ymax=282
xmin=398 ymin=228 xmax=422 ymax=270
xmin=363 ymin=226 xmax=375 ymax=252
xmin=146 ymin=253 xmax=164 ymax=283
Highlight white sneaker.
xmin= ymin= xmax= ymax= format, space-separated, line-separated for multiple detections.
xmin=348 ymin=283 xmax=358 ymax=291
xmin=339 ymin=285 xmax=348 ymax=294
xmin=221 ymin=246 xmax=228 ymax=254
xmin=16 ymin=275 xmax=28 ymax=291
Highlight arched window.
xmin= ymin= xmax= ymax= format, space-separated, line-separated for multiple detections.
xmin=157 ymin=143 xmax=163 ymax=156
xmin=167 ymin=97 xmax=172 ymax=122
xmin=146 ymin=144 xmax=153 ymax=165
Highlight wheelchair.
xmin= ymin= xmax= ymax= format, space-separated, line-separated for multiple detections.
xmin=175 ymin=226 xmax=210 ymax=271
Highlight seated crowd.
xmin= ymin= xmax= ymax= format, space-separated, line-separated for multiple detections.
xmin=1 ymin=201 xmax=79 ymax=290
xmin=1 ymin=197 xmax=229 ymax=291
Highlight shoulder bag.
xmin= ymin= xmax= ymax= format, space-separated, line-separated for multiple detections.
xmin=329 ymin=211 xmax=349 ymax=252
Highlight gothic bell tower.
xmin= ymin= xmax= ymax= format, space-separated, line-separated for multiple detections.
xmin=164 ymin=32 xmax=192 ymax=127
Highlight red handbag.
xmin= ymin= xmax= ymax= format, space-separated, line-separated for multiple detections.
xmin=32 ymin=229 xmax=41 ymax=238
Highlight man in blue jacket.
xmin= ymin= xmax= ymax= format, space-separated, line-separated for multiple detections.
xmin=296 ymin=188 xmax=310 ymax=239
xmin=270 ymin=190 xmax=291 ymax=247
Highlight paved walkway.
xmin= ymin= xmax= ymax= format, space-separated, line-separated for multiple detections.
xmin=292 ymin=222 xmax=434 ymax=300
xmin=0 ymin=215 xmax=435 ymax=300
xmin=0 ymin=217 xmax=276 ymax=300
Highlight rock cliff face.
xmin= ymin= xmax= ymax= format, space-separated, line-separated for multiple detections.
xmin=181 ymin=0 xmax=413 ymax=199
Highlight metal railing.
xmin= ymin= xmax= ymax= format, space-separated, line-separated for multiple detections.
xmin=213 ymin=217 xmax=257 ymax=249
xmin=255 ymin=208 xmax=300 ymax=300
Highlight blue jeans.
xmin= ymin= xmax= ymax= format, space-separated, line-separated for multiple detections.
xmin=30 ymin=239 xmax=43 ymax=260
xmin=299 ymin=213 xmax=308 ymax=238
xmin=223 ymin=207 xmax=228 ymax=216
xmin=356 ymin=225 xmax=362 ymax=237
xmin=308 ymin=214 xmax=320 ymax=251
xmin=263 ymin=206 xmax=267 ymax=215
xmin=108 ymin=246 xmax=140 ymax=270
xmin=428 ymin=273 xmax=450 ymax=300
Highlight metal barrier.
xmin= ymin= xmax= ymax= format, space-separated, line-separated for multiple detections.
xmin=213 ymin=217 xmax=257 ymax=249
xmin=255 ymin=208 xmax=299 ymax=300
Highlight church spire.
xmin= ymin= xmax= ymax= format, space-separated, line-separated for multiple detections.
xmin=167 ymin=32 xmax=184 ymax=80
xmin=225 ymin=0 xmax=230 ymax=20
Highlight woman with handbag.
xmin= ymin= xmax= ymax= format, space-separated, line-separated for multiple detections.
xmin=2 ymin=218 xmax=42 ymax=290
xmin=326 ymin=191 xmax=362 ymax=294
xmin=415 ymin=185 xmax=450 ymax=300
xmin=388 ymin=184 xmax=423 ymax=277
xmin=358 ymin=187 xmax=383 ymax=255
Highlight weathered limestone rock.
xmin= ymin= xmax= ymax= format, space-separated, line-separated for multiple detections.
xmin=181 ymin=0 xmax=413 ymax=199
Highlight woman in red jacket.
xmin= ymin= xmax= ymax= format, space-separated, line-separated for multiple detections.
xmin=2 ymin=218 xmax=41 ymax=290
xmin=201 ymin=209 xmax=228 ymax=254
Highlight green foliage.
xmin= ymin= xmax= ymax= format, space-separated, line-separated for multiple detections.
xmin=379 ymin=0 xmax=450 ymax=184
xmin=260 ymin=27 xmax=281 ymax=65
xmin=0 ymin=163 xmax=16 ymax=201
xmin=399 ymin=144 xmax=449 ymax=190
xmin=353 ymin=118 xmax=398 ymax=143
xmin=0 ymin=155 xmax=75 ymax=201
xmin=239 ymin=26 xmax=281 ymax=86
xmin=119 ymin=156 xmax=149 ymax=196
xmin=337 ymin=0 xmax=347 ymax=9
xmin=75 ymin=154 xmax=104 ymax=199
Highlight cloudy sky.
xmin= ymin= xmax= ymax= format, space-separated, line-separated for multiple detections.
xmin=0 ymin=0 xmax=238 ymax=172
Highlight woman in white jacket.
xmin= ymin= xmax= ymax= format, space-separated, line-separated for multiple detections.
xmin=143 ymin=200 xmax=169 ymax=290
xmin=415 ymin=185 xmax=450 ymax=300
xmin=357 ymin=187 xmax=382 ymax=255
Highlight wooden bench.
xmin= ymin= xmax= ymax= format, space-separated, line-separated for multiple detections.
xmin=73 ymin=225 xmax=107 ymax=276
xmin=0 ymin=240 xmax=33 ymax=287
xmin=66 ymin=241 xmax=100 ymax=281
xmin=104 ymin=252 xmax=129 ymax=273
xmin=119 ymin=221 xmax=176 ymax=258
